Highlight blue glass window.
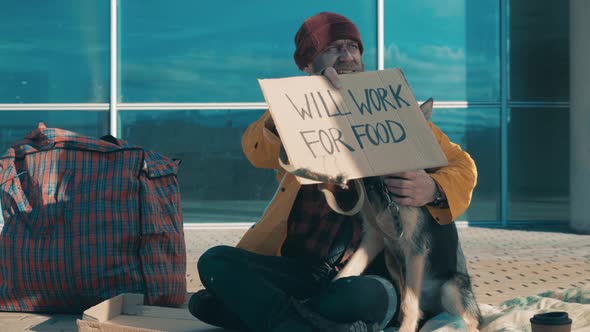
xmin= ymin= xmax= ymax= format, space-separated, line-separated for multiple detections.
xmin=119 ymin=109 xmax=276 ymax=222
xmin=0 ymin=1 xmax=110 ymax=103
xmin=119 ymin=1 xmax=377 ymax=102
xmin=510 ymin=0 xmax=569 ymax=101
xmin=508 ymin=108 xmax=569 ymax=221
xmin=385 ymin=0 xmax=500 ymax=102
xmin=0 ymin=111 xmax=109 ymax=152
xmin=431 ymin=107 xmax=500 ymax=221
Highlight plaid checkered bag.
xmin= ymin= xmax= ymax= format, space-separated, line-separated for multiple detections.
xmin=0 ymin=123 xmax=186 ymax=313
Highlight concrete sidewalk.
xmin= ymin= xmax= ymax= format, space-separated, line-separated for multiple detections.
xmin=2 ymin=225 xmax=589 ymax=331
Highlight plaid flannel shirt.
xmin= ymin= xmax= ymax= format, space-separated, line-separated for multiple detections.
xmin=281 ymin=184 xmax=363 ymax=270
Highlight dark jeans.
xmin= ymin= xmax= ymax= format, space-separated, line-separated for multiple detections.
xmin=194 ymin=245 xmax=399 ymax=332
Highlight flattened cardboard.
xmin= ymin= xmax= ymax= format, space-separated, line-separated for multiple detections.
xmin=258 ymin=68 xmax=448 ymax=184
xmin=77 ymin=293 xmax=226 ymax=332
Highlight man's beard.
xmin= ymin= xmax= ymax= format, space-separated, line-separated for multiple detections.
xmin=333 ymin=61 xmax=365 ymax=74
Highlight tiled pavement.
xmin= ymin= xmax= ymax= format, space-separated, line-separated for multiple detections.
xmin=2 ymin=225 xmax=589 ymax=331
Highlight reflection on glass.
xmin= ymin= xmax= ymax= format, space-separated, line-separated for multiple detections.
xmin=0 ymin=1 xmax=110 ymax=103
xmin=0 ymin=111 xmax=109 ymax=152
xmin=119 ymin=110 xmax=276 ymax=223
xmin=431 ymin=107 xmax=500 ymax=221
xmin=384 ymin=0 xmax=500 ymax=102
xmin=508 ymin=108 xmax=569 ymax=221
xmin=510 ymin=0 xmax=569 ymax=101
xmin=119 ymin=0 xmax=376 ymax=102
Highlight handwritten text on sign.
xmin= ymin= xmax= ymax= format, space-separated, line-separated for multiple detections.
xmin=258 ymin=69 xmax=448 ymax=183
xmin=285 ymin=84 xmax=411 ymax=158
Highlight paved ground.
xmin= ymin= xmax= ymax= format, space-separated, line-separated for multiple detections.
xmin=2 ymin=225 xmax=589 ymax=331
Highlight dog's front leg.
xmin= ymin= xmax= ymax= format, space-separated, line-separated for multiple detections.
xmin=334 ymin=221 xmax=384 ymax=279
xmin=399 ymin=254 xmax=426 ymax=332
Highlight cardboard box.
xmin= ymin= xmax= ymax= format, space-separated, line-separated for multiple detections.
xmin=258 ymin=68 xmax=448 ymax=184
xmin=77 ymin=293 xmax=226 ymax=332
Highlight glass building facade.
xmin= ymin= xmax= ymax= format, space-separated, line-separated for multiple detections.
xmin=0 ymin=0 xmax=570 ymax=225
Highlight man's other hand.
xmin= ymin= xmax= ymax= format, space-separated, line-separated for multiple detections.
xmin=384 ymin=170 xmax=437 ymax=207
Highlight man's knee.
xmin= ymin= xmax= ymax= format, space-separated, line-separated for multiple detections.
xmin=197 ymin=245 xmax=237 ymax=285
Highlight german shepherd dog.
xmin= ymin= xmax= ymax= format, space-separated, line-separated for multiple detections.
xmin=328 ymin=176 xmax=482 ymax=331
xmin=283 ymin=100 xmax=482 ymax=331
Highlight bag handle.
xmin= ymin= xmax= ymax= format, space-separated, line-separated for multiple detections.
xmin=99 ymin=134 xmax=123 ymax=146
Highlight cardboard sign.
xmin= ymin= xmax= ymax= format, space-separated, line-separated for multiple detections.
xmin=258 ymin=68 xmax=448 ymax=184
xmin=78 ymin=293 xmax=223 ymax=332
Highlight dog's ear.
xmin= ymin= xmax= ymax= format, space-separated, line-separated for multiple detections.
xmin=419 ymin=98 xmax=434 ymax=121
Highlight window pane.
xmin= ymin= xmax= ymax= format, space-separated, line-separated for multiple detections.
xmin=119 ymin=1 xmax=377 ymax=102
xmin=508 ymin=108 xmax=569 ymax=221
xmin=510 ymin=0 xmax=569 ymax=101
xmin=119 ymin=110 xmax=277 ymax=223
xmin=0 ymin=111 xmax=109 ymax=152
xmin=385 ymin=0 xmax=500 ymax=102
xmin=431 ymin=108 xmax=500 ymax=221
xmin=0 ymin=1 xmax=110 ymax=103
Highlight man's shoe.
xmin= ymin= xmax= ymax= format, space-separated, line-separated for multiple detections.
xmin=291 ymin=298 xmax=380 ymax=332
xmin=305 ymin=275 xmax=398 ymax=330
xmin=188 ymin=289 xmax=246 ymax=330
xmin=348 ymin=275 xmax=398 ymax=329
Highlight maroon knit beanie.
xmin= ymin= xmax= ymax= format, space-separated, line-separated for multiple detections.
xmin=294 ymin=12 xmax=364 ymax=70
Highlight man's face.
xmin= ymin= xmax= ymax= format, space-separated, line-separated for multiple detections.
xmin=305 ymin=39 xmax=364 ymax=75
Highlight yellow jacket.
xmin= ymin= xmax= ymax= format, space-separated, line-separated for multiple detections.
xmin=236 ymin=110 xmax=477 ymax=256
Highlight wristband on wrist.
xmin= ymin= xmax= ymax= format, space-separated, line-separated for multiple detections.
xmin=428 ymin=182 xmax=448 ymax=208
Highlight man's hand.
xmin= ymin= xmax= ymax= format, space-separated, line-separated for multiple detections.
xmin=383 ymin=170 xmax=437 ymax=207
xmin=319 ymin=67 xmax=342 ymax=89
